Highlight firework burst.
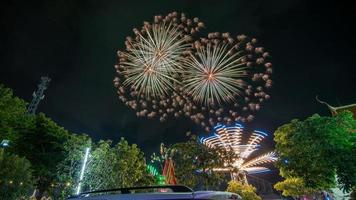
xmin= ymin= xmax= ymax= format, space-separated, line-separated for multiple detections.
xmin=183 ymin=43 xmax=247 ymax=105
xmin=114 ymin=12 xmax=204 ymax=122
xmin=181 ymin=32 xmax=273 ymax=131
xmin=113 ymin=12 xmax=273 ymax=130
xmin=120 ymin=22 xmax=188 ymax=97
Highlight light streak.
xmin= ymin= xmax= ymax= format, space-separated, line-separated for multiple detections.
xmin=76 ymin=147 xmax=90 ymax=195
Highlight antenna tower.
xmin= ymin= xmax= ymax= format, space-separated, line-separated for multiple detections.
xmin=28 ymin=76 xmax=51 ymax=114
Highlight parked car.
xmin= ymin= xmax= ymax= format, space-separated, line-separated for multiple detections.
xmin=67 ymin=185 xmax=241 ymax=200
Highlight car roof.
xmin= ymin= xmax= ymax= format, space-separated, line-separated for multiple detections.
xmin=69 ymin=192 xmax=239 ymax=200
xmin=68 ymin=185 xmax=240 ymax=200
xmin=194 ymin=191 xmax=240 ymax=199
xmin=69 ymin=192 xmax=193 ymax=200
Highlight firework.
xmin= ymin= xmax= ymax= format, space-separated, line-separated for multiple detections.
xmin=113 ymin=12 xmax=273 ymax=130
xmin=180 ymin=33 xmax=273 ymax=131
xmin=114 ymin=12 xmax=204 ymax=122
xmin=200 ymin=123 xmax=277 ymax=177
xmin=120 ymin=23 xmax=187 ymax=97
xmin=182 ymin=43 xmax=247 ymax=105
xmin=184 ymin=44 xmax=246 ymax=106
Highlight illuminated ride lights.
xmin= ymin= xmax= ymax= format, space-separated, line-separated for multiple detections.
xmin=200 ymin=123 xmax=277 ymax=175
xmin=147 ymin=164 xmax=166 ymax=185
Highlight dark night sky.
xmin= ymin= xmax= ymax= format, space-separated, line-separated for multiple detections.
xmin=1 ymin=0 xmax=355 ymax=159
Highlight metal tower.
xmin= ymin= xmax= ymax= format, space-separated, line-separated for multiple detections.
xmin=28 ymin=76 xmax=51 ymax=114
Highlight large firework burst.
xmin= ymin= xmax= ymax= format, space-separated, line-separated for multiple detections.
xmin=113 ymin=12 xmax=273 ymax=130
xmin=200 ymin=123 xmax=277 ymax=180
xmin=120 ymin=22 xmax=187 ymax=97
xmin=182 ymin=43 xmax=247 ymax=105
xmin=114 ymin=12 xmax=204 ymax=121
xmin=179 ymin=32 xmax=273 ymax=132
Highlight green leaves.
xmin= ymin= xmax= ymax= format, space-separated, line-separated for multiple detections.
xmin=227 ymin=180 xmax=261 ymax=200
xmin=274 ymin=177 xmax=317 ymax=197
xmin=274 ymin=111 xmax=356 ymax=194
xmin=0 ymin=149 xmax=34 ymax=200
xmin=56 ymin=133 xmax=92 ymax=198
xmin=13 ymin=113 xmax=72 ymax=192
xmin=0 ymin=84 xmax=73 ymax=193
xmin=0 ymin=84 xmax=155 ymax=198
xmin=171 ymin=136 xmax=226 ymax=190
xmin=0 ymin=84 xmax=33 ymax=146
xmin=57 ymin=137 xmax=155 ymax=196
xmin=82 ymin=138 xmax=154 ymax=191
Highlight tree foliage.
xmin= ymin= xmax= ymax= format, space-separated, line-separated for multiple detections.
xmin=274 ymin=111 xmax=356 ymax=194
xmin=83 ymin=138 xmax=154 ymax=191
xmin=56 ymin=137 xmax=155 ymax=198
xmin=226 ymin=180 xmax=261 ymax=200
xmin=0 ymin=84 xmax=155 ymax=199
xmin=83 ymin=140 xmax=118 ymax=191
xmin=171 ymin=135 xmax=226 ymax=190
xmin=274 ymin=177 xmax=317 ymax=197
xmin=350 ymin=187 xmax=356 ymax=200
xmin=0 ymin=149 xmax=34 ymax=200
xmin=0 ymin=84 xmax=32 ymax=149
xmin=0 ymin=84 xmax=72 ymax=195
xmin=56 ymin=133 xmax=92 ymax=198
xmin=14 ymin=113 xmax=71 ymax=193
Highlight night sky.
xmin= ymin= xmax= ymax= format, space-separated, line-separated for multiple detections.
xmin=1 ymin=0 xmax=355 ymax=158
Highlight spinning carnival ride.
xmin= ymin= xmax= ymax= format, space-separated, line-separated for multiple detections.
xmin=200 ymin=123 xmax=277 ymax=183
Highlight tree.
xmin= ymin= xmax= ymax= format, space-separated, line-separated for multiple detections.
xmin=0 ymin=84 xmax=93 ymax=196
xmin=274 ymin=111 xmax=356 ymax=194
xmin=0 ymin=84 xmax=33 ymax=149
xmin=137 ymin=168 xmax=156 ymax=186
xmin=13 ymin=113 xmax=71 ymax=194
xmin=226 ymin=180 xmax=261 ymax=200
xmin=274 ymin=177 xmax=317 ymax=197
xmin=350 ymin=187 xmax=356 ymax=200
xmin=0 ymin=84 xmax=79 ymax=196
xmin=56 ymin=133 xmax=92 ymax=198
xmin=114 ymin=138 xmax=151 ymax=187
xmin=83 ymin=138 xmax=154 ymax=191
xmin=56 ymin=137 xmax=154 ymax=198
xmin=171 ymin=135 xmax=225 ymax=190
xmin=0 ymin=149 xmax=34 ymax=200
xmin=84 ymin=140 xmax=118 ymax=191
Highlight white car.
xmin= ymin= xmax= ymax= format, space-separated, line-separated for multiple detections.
xmin=68 ymin=185 xmax=241 ymax=200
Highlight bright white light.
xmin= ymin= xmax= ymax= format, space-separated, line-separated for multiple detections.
xmin=0 ymin=140 xmax=10 ymax=148
xmin=76 ymin=147 xmax=90 ymax=195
